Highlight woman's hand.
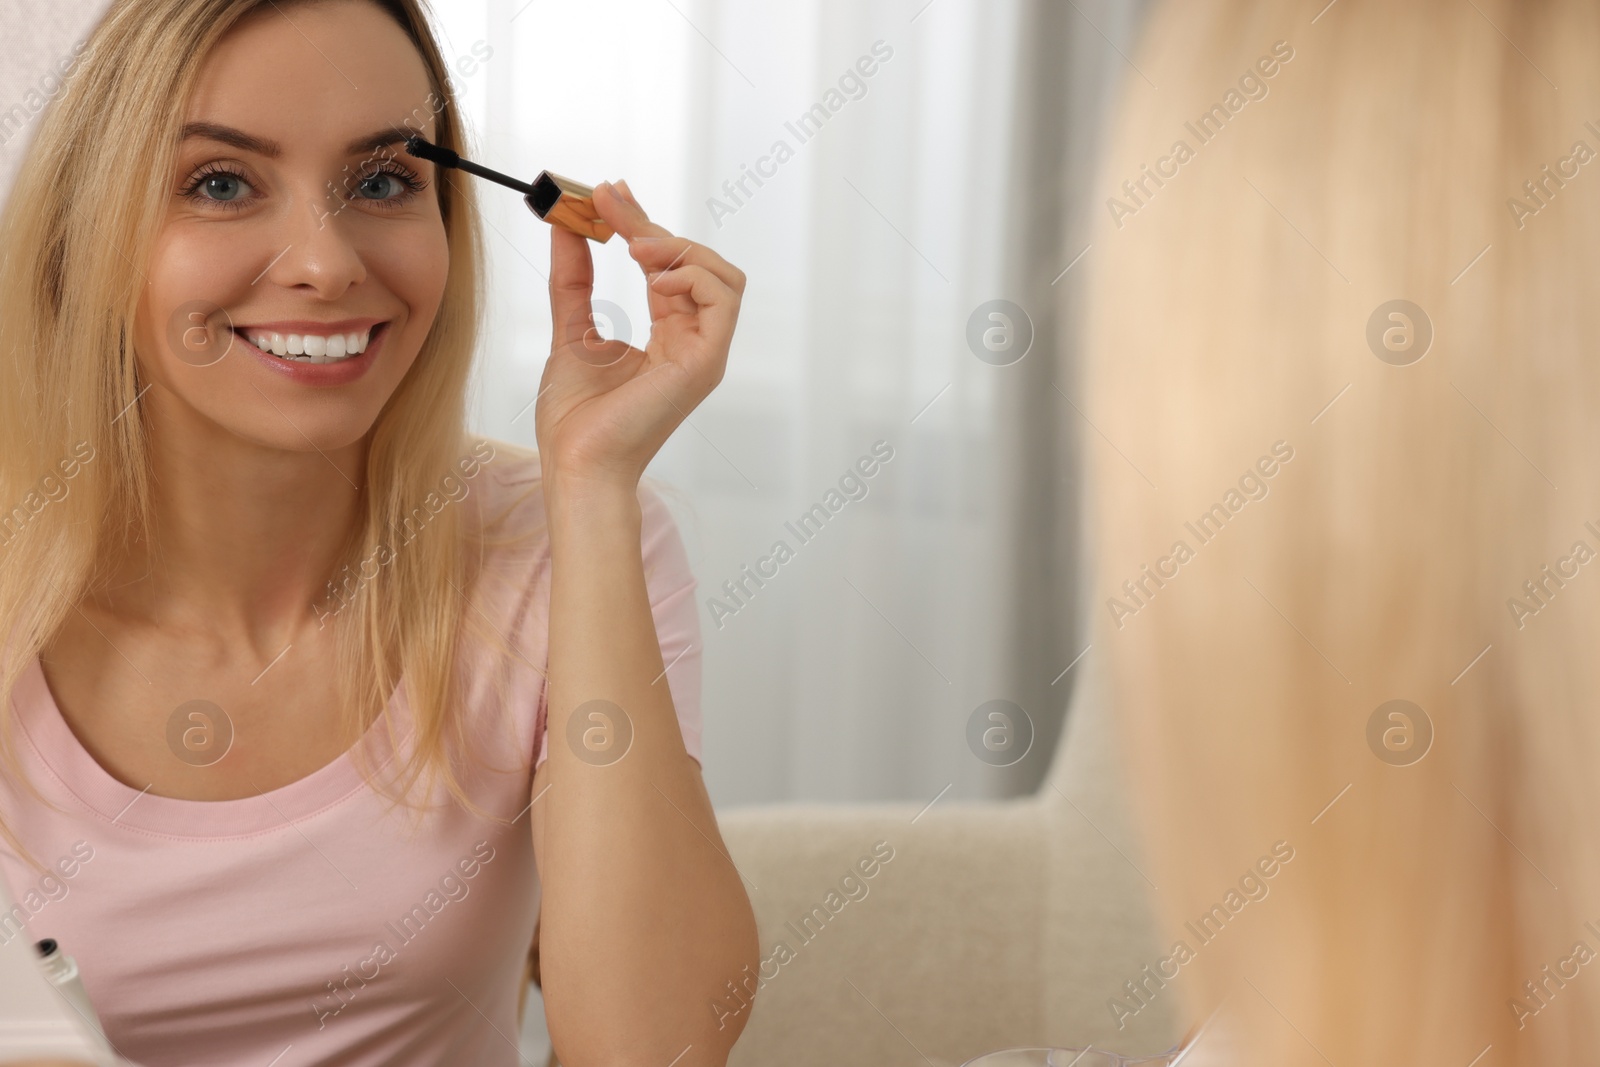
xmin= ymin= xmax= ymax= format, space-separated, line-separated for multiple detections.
xmin=531 ymin=190 xmax=761 ymax=1067
xmin=534 ymin=180 xmax=745 ymax=498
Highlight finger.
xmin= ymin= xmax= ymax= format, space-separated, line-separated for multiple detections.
xmin=598 ymin=182 xmax=737 ymax=320
xmin=586 ymin=182 xmax=690 ymax=323
xmin=592 ymin=181 xmax=673 ymax=243
xmin=644 ymin=280 xmax=698 ymax=326
xmin=647 ymin=265 xmax=741 ymax=341
xmin=548 ymin=222 xmax=597 ymax=351
xmin=630 ymin=234 xmax=697 ymax=324
xmin=629 ymin=236 xmax=747 ymax=296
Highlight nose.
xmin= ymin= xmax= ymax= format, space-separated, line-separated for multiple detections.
xmin=256 ymin=184 xmax=371 ymax=298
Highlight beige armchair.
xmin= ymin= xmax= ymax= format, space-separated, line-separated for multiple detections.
xmin=522 ymin=657 xmax=1178 ymax=1067
xmin=715 ymin=657 xmax=1181 ymax=1067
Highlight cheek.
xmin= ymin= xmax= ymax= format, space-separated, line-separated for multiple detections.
xmin=137 ymin=227 xmax=262 ymax=369
xmin=379 ymin=222 xmax=451 ymax=336
xmin=359 ymin=221 xmax=449 ymax=386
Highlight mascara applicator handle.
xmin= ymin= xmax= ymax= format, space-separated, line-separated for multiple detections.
xmin=403 ymin=135 xmax=613 ymax=243
xmin=524 ymin=173 xmax=616 ymax=244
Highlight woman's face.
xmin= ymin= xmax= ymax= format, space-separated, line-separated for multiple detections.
xmin=132 ymin=0 xmax=449 ymax=454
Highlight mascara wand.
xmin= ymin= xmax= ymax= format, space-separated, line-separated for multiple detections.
xmin=404 ymin=135 xmax=616 ymax=244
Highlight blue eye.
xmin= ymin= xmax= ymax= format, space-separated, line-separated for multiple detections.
xmin=179 ymin=162 xmax=258 ymax=212
xmin=199 ymin=173 xmax=249 ymax=201
xmin=357 ymin=172 xmax=403 ymax=200
xmin=350 ymin=162 xmax=428 ymax=207
xmin=178 ymin=159 xmax=428 ymax=213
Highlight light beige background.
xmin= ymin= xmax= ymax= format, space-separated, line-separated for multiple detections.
xmin=0 ymin=0 xmax=112 ymax=199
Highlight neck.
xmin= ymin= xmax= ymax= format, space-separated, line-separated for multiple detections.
xmin=100 ymin=387 xmax=367 ymax=651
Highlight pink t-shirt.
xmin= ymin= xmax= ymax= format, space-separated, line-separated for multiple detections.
xmin=0 ymin=446 xmax=703 ymax=1066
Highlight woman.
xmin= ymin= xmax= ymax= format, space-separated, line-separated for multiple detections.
xmin=1084 ymin=0 xmax=1600 ymax=1063
xmin=0 ymin=1 xmax=759 ymax=1064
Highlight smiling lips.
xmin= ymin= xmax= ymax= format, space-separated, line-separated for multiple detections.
xmin=234 ymin=320 xmax=387 ymax=364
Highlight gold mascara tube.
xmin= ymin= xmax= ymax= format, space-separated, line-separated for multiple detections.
xmin=403 ymin=136 xmax=615 ymax=243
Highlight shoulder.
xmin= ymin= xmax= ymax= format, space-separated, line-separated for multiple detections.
xmin=637 ymin=474 xmax=698 ymax=603
xmin=461 ymin=440 xmax=706 ymax=766
xmin=463 ymin=436 xmax=695 ymax=579
xmin=468 ymin=435 xmax=541 ymax=509
xmin=460 ymin=436 xmax=545 ymax=552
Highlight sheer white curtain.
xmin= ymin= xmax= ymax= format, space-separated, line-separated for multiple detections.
xmin=449 ymin=0 xmax=1038 ymax=807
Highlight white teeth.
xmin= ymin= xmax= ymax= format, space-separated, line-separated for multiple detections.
xmin=244 ymin=327 xmax=374 ymax=364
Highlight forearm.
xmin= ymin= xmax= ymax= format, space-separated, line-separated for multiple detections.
xmin=536 ymin=477 xmax=759 ymax=1067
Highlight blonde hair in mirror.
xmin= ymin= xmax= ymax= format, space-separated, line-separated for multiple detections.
xmin=1083 ymin=0 xmax=1600 ymax=1061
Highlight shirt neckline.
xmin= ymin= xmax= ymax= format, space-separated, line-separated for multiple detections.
xmin=14 ymin=652 xmax=412 ymax=839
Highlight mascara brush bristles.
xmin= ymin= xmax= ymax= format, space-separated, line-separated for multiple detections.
xmin=403 ymin=136 xmax=537 ymax=196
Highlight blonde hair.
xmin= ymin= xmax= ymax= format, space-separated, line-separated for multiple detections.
xmin=0 ymin=0 xmax=541 ymax=855
xmin=1083 ymin=0 xmax=1600 ymax=1061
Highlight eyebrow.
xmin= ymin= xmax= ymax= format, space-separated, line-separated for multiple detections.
xmin=179 ymin=122 xmax=423 ymax=159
